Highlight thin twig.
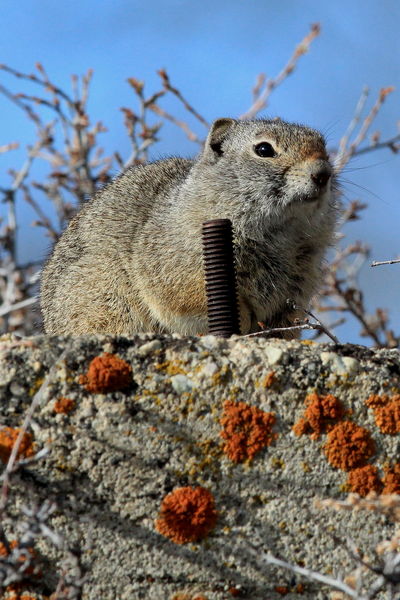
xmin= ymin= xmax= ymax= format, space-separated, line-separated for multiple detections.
xmin=0 ymin=346 xmax=70 ymax=516
xmin=254 ymin=550 xmax=369 ymax=600
xmin=350 ymin=87 xmax=395 ymax=153
xmin=148 ymin=103 xmax=203 ymax=144
xmin=0 ymin=296 xmax=38 ymax=318
xmin=352 ymin=133 xmax=400 ymax=157
xmin=291 ymin=302 xmax=340 ymax=343
xmin=0 ymin=83 xmax=41 ymax=126
xmin=240 ymin=23 xmax=321 ymax=119
xmin=333 ymin=282 xmax=384 ymax=347
xmin=241 ymin=321 xmax=337 ymax=341
xmin=371 ymin=258 xmax=400 ymax=267
xmin=0 ymin=63 xmax=73 ymax=106
xmin=0 ymin=142 xmax=19 ymax=154
xmin=335 ymin=86 xmax=369 ymax=169
xmin=335 ymin=86 xmax=395 ymax=171
xmin=157 ymin=69 xmax=209 ymax=129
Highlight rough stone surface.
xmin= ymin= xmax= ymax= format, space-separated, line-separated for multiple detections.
xmin=0 ymin=334 xmax=399 ymax=599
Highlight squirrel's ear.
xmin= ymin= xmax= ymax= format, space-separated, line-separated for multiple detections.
xmin=204 ymin=118 xmax=236 ymax=160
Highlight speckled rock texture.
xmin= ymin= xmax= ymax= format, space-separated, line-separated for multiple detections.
xmin=1 ymin=334 xmax=399 ymax=599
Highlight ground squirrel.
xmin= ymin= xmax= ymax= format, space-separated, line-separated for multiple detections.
xmin=40 ymin=118 xmax=338 ymax=336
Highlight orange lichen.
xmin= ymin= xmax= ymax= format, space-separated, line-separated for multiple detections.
xmin=365 ymin=394 xmax=389 ymax=407
xmin=374 ymin=402 xmax=400 ymax=434
xmin=272 ymin=582 xmax=305 ymax=595
xmin=346 ymin=465 xmax=383 ymax=496
xmin=220 ymin=400 xmax=277 ymax=463
xmin=54 ymin=397 xmax=75 ymax=414
xmin=171 ymin=595 xmax=208 ymax=600
xmin=365 ymin=394 xmax=400 ymax=434
xmin=0 ymin=540 xmax=36 ymax=585
xmin=0 ymin=540 xmax=17 ymax=558
xmin=293 ymin=393 xmax=344 ymax=439
xmin=4 ymin=592 xmax=40 ymax=600
xmin=382 ymin=463 xmax=400 ymax=494
xmin=292 ymin=416 xmax=310 ymax=437
xmin=156 ymin=486 xmax=218 ymax=544
xmin=79 ymin=353 xmax=132 ymax=393
xmin=4 ymin=589 xmax=38 ymax=600
xmin=324 ymin=421 xmax=375 ymax=471
xmin=372 ymin=397 xmax=400 ymax=435
xmin=0 ymin=428 xmax=34 ymax=463
xmin=262 ymin=371 xmax=277 ymax=388
xmin=275 ymin=586 xmax=289 ymax=595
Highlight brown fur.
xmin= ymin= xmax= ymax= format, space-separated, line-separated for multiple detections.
xmin=40 ymin=118 xmax=339 ymax=336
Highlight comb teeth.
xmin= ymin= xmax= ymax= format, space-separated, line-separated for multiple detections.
xmin=202 ymin=219 xmax=241 ymax=338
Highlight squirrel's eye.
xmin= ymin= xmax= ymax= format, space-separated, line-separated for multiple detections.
xmin=254 ymin=142 xmax=276 ymax=158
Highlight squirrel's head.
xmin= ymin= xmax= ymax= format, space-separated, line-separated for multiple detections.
xmin=196 ymin=118 xmax=336 ymax=238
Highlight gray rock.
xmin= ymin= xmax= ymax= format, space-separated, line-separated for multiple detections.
xmin=0 ymin=334 xmax=399 ymax=599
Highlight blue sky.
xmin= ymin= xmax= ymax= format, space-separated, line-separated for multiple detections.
xmin=1 ymin=0 xmax=399 ymax=343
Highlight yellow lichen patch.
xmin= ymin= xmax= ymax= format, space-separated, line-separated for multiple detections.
xmin=211 ymin=365 xmax=231 ymax=387
xmin=29 ymin=376 xmax=44 ymax=396
xmin=197 ymin=438 xmax=223 ymax=459
xmin=270 ymin=457 xmax=285 ymax=470
xmin=155 ymin=359 xmax=187 ymax=376
xmin=185 ymin=439 xmax=223 ymax=479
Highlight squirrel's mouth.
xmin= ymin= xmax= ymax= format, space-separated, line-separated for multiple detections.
xmin=293 ymin=184 xmax=331 ymax=204
xmin=292 ymin=191 xmax=321 ymax=204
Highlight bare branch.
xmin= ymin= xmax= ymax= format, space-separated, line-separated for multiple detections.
xmin=336 ymin=86 xmax=369 ymax=168
xmin=335 ymin=86 xmax=395 ymax=171
xmin=240 ymin=23 xmax=321 ymax=119
xmin=0 ymin=142 xmax=19 ymax=154
xmin=371 ymin=258 xmax=400 ymax=267
xmin=148 ymin=102 xmax=203 ymax=144
xmin=251 ymin=549 xmax=368 ymax=600
xmin=0 ymin=296 xmax=37 ymax=318
xmin=0 ymin=345 xmax=70 ymax=516
xmin=353 ymin=133 xmax=400 ymax=158
xmin=157 ymin=69 xmax=209 ymax=129
xmin=293 ymin=303 xmax=340 ymax=343
xmin=241 ymin=320 xmax=338 ymax=342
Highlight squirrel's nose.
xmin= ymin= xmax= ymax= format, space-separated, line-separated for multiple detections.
xmin=310 ymin=164 xmax=332 ymax=189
